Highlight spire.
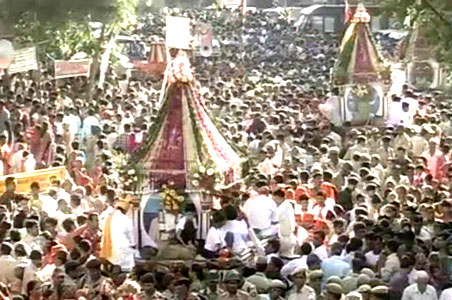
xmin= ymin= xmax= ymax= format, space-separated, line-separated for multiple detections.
xmin=351 ymin=3 xmax=370 ymax=23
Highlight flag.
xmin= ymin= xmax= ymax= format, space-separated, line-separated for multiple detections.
xmin=240 ymin=0 xmax=247 ymax=16
xmin=345 ymin=0 xmax=353 ymax=23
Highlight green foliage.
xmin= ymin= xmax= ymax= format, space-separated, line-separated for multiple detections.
xmin=382 ymin=0 xmax=452 ymax=65
xmin=2 ymin=0 xmax=115 ymax=24
xmin=4 ymin=0 xmax=138 ymax=60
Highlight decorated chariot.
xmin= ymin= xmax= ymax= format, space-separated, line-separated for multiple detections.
xmin=331 ymin=3 xmax=391 ymax=125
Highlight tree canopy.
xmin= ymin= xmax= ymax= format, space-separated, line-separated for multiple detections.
xmin=382 ymin=0 xmax=452 ymax=65
xmin=1 ymin=0 xmax=138 ymax=60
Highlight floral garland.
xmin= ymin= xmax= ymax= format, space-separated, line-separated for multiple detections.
xmin=190 ymin=161 xmax=222 ymax=191
xmin=188 ymin=86 xmax=239 ymax=180
xmin=192 ymin=86 xmax=242 ymax=182
xmin=160 ymin=184 xmax=185 ymax=215
xmin=167 ymin=51 xmax=194 ymax=84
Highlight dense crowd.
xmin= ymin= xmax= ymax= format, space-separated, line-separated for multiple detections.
xmin=0 ymin=5 xmax=450 ymax=300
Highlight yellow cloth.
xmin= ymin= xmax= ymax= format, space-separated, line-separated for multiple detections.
xmin=100 ymin=211 xmax=114 ymax=259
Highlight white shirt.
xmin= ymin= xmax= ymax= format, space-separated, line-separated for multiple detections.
xmin=313 ymin=244 xmax=328 ymax=261
xmin=287 ymin=285 xmax=316 ymax=300
xmin=81 ymin=115 xmax=99 ymax=140
xmin=24 ymin=155 xmax=36 ymax=172
xmin=22 ymin=263 xmax=39 ymax=294
xmin=176 ymin=216 xmax=198 ymax=232
xmin=365 ymin=251 xmax=380 ymax=267
xmin=243 ymin=194 xmax=277 ymax=232
xmin=402 ymin=283 xmax=437 ymax=300
xmin=221 ymin=220 xmax=249 ymax=254
xmin=106 ymin=209 xmax=136 ymax=272
xmin=276 ymin=200 xmax=296 ymax=237
xmin=440 ymin=288 xmax=452 ymax=300
xmin=0 ymin=255 xmax=17 ymax=285
xmin=280 ymin=256 xmax=308 ymax=278
xmin=204 ymin=227 xmax=225 ymax=252
xmin=381 ymin=252 xmax=400 ymax=282
xmin=63 ymin=114 xmax=81 ymax=138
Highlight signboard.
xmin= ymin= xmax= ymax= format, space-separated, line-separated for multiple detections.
xmin=54 ymin=59 xmax=91 ymax=79
xmin=220 ymin=0 xmax=241 ymax=6
xmin=196 ymin=22 xmax=213 ymax=57
xmin=165 ymin=16 xmax=192 ymax=50
xmin=0 ymin=166 xmax=67 ymax=194
xmin=8 ymin=47 xmax=38 ymax=74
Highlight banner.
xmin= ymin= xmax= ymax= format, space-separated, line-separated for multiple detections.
xmin=220 ymin=0 xmax=241 ymax=6
xmin=0 ymin=166 xmax=67 ymax=194
xmin=166 ymin=16 xmax=192 ymax=50
xmin=8 ymin=47 xmax=38 ymax=74
xmin=196 ymin=22 xmax=213 ymax=57
xmin=54 ymin=59 xmax=91 ymax=79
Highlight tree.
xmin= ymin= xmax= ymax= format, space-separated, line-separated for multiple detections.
xmin=382 ymin=0 xmax=452 ymax=65
xmin=1 ymin=0 xmax=138 ymax=96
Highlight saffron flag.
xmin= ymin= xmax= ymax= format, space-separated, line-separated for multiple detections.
xmin=345 ymin=0 xmax=353 ymax=23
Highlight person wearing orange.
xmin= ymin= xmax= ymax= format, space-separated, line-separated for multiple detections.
xmin=100 ymin=198 xmax=136 ymax=272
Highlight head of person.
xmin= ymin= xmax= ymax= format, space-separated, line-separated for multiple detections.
xmin=312 ymin=230 xmax=326 ymax=248
xmin=269 ymin=280 xmax=287 ymax=300
xmin=206 ymin=270 xmax=220 ymax=292
xmin=347 ymin=177 xmax=358 ymax=190
xmin=115 ymin=199 xmax=131 ymax=214
xmin=330 ymin=242 xmax=343 ymax=256
xmin=325 ymin=283 xmax=343 ymax=300
xmin=86 ymin=258 xmax=102 ymax=282
xmin=52 ymin=268 xmax=66 ymax=287
xmin=211 ymin=210 xmax=226 ymax=228
xmin=314 ymin=191 xmax=326 ymax=207
xmin=87 ymin=213 xmax=99 ymax=229
xmin=140 ymin=273 xmax=156 ymax=296
xmin=0 ymin=242 xmax=12 ymax=256
xmin=308 ymin=270 xmax=323 ymax=293
xmin=26 ymin=280 xmax=42 ymax=298
xmin=30 ymin=250 xmax=42 ymax=268
xmin=224 ymin=270 xmax=241 ymax=294
xmin=333 ymin=219 xmax=346 ymax=235
xmin=429 ymin=138 xmax=438 ymax=152
xmin=415 ymin=271 xmax=429 ymax=293
xmin=272 ymin=189 xmax=285 ymax=205
xmin=5 ymin=177 xmax=16 ymax=192
xmin=265 ymin=238 xmax=281 ymax=255
xmin=312 ymin=173 xmax=323 ymax=185
xmin=267 ymin=256 xmax=284 ymax=274
xmin=174 ymin=277 xmax=191 ymax=299
xmin=291 ymin=267 xmax=307 ymax=289
xmin=65 ymin=260 xmax=80 ymax=280
xmin=307 ymin=254 xmax=322 ymax=270
xmin=25 ymin=220 xmax=39 ymax=236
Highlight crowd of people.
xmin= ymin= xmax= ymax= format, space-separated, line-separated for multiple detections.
xmin=0 ymin=4 xmax=450 ymax=300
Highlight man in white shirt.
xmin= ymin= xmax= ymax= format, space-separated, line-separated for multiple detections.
xmin=312 ymin=230 xmax=328 ymax=261
xmin=0 ymin=242 xmax=17 ymax=285
xmin=243 ymin=186 xmax=278 ymax=237
xmin=274 ymin=190 xmax=297 ymax=257
xmin=81 ymin=109 xmax=100 ymax=144
xmin=221 ymin=205 xmax=250 ymax=254
xmin=203 ymin=211 xmax=226 ymax=258
xmin=440 ymin=287 xmax=452 ymax=300
xmin=22 ymin=250 xmax=42 ymax=294
xmin=401 ymin=271 xmax=438 ymax=300
xmin=381 ymin=240 xmax=401 ymax=282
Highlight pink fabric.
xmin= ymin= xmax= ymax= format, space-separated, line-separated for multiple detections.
xmin=149 ymin=86 xmax=186 ymax=186
xmin=424 ymin=150 xmax=446 ymax=179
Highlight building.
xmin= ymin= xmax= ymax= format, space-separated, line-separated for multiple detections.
xmin=285 ymin=0 xmax=390 ymax=33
